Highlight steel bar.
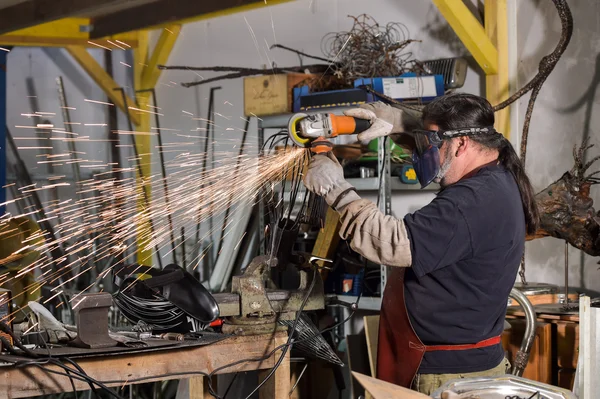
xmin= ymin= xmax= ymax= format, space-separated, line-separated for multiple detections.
xmin=194 ymin=86 xmax=221 ymax=248
xmin=113 ymin=87 xmax=163 ymax=270
xmin=136 ymin=88 xmax=176 ymax=264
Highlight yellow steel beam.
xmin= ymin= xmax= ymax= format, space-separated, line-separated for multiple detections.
xmin=133 ymin=30 xmax=154 ymax=266
xmin=485 ymin=0 xmax=510 ymax=139
xmin=0 ymin=18 xmax=138 ymax=48
xmin=65 ymin=46 xmax=141 ymax=126
xmin=431 ymin=0 xmax=498 ymax=75
xmin=141 ymin=25 xmax=181 ymax=90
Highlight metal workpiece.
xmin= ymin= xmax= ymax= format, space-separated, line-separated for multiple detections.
xmin=508 ymin=288 xmax=537 ymax=376
xmin=71 ymin=293 xmax=118 ymax=349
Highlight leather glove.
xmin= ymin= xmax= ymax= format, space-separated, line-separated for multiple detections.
xmin=343 ymin=102 xmax=406 ymax=142
xmin=303 ymin=152 xmax=361 ymax=210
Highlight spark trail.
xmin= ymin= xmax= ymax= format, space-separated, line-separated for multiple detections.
xmin=0 ymin=135 xmax=307 ymax=315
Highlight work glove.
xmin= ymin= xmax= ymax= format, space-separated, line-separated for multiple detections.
xmin=303 ymin=152 xmax=361 ymax=211
xmin=343 ymin=102 xmax=407 ymax=142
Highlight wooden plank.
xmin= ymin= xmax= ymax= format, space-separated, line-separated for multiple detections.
xmin=363 ymin=315 xmax=380 ymax=377
xmin=558 ymin=369 xmax=575 ymax=391
xmin=188 ymin=376 xmax=207 ymax=399
xmin=351 ymin=372 xmax=430 ymax=399
xmin=556 ymin=321 xmax=579 ymax=369
xmin=0 ymin=332 xmax=288 ymax=399
xmin=258 ymin=348 xmax=290 ymax=399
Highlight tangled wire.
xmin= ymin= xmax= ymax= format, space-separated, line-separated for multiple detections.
xmin=321 ymin=14 xmax=422 ymax=84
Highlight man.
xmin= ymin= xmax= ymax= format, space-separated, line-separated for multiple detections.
xmin=302 ymin=93 xmax=539 ymax=395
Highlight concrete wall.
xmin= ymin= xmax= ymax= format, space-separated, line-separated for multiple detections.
xmin=516 ymin=0 xmax=600 ymax=292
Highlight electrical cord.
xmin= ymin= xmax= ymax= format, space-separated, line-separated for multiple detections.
xmin=0 ymin=321 xmax=122 ymax=399
xmin=241 ymin=266 xmax=317 ymax=399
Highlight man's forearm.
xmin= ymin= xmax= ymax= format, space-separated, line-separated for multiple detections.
xmin=335 ymin=199 xmax=412 ymax=267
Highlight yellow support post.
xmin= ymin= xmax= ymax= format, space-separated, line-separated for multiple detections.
xmin=431 ymin=0 xmax=498 ymax=75
xmin=133 ymin=30 xmax=154 ymax=266
xmin=141 ymin=25 xmax=181 ymax=90
xmin=65 ymin=46 xmax=141 ymax=126
xmin=485 ymin=0 xmax=510 ymax=138
xmin=0 ymin=18 xmax=138 ymax=48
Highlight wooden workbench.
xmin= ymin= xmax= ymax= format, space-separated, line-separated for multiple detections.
xmin=0 ymin=332 xmax=290 ymax=399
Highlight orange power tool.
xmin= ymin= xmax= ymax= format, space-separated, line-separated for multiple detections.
xmin=287 ymin=112 xmax=371 ymax=154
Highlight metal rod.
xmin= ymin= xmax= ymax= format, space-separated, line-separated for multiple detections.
xmin=57 ymin=76 xmax=95 ymax=289
xmin=56 ymin=77 xmax=81 ymax=184
xmin=136 ymin=88 xmax=177 ymax=264
xmin=104 ymin=50 xmax=125 ymax=265
xmin=181 ymin=226 xmax=186 ymax=270
xmin=508 ymin=288 xmax=537 ymax=377
xmin=289 ymin=362 xmax=309 ymax=396
xmin=564 ymin=241 xmax=570 ymax=309
xmin=113 ymin=87 xmax=163 ymax=270
xmin=194 ymin=86 xmax=221 ymax=246
xmin=217 ymin=117 xmax=250 ymax=256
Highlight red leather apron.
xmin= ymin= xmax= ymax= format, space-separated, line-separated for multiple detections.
xmin=376 ymin=268 xmax=501 ymax=388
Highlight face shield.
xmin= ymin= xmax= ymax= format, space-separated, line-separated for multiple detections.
xmin=392 ymin=126 xmax=497 ymax=188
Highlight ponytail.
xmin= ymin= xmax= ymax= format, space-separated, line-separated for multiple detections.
xmin=422 ymin=93 xmax=540 ymax=235
xmin=498 ymin=137 xmax=540 ymax=235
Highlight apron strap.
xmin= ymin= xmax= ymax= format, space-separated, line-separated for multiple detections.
xmin=424 ymin=335 xmax=502 ymax=352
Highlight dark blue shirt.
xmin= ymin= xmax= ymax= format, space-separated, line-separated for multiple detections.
xmin=403 ymin=164 xmax=525 ymax=374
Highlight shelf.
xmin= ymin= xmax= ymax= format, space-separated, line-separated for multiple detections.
xmin=346 ymin=177 xmax=439 ymax=192
xmin=328 ymin=295 xmax=382 ymax=311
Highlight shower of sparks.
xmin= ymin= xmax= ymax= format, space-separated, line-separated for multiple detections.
xmin=0 ymin=132 xmax=307 ymax=314
xmin=85 ymin=99 xmax=114 ymax=106
xmin=115 ymin=40 xmax=131 ymax=48
xmin=87 ymin=41 xmax=111 ymax=51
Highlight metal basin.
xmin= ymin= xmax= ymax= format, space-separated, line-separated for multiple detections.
xmin=431 ymin=375 xmax=576 ymax=399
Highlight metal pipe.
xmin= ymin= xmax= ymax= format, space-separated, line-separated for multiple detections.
xmin=508 ymin=287 xmax=537 ymax=376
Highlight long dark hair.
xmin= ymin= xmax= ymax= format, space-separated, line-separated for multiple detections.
xmin=422 ymin=93 xmax=540 ymax=235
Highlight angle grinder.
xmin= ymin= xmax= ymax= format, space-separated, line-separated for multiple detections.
xmin=287 ymin=112 xmax=371 ymax=154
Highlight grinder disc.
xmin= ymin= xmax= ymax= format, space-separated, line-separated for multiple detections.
xmin=287 ymin=112 xmax=311 ymax=147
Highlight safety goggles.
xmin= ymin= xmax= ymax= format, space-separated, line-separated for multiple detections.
xmin=394 ymin=126 xmax=497 ymax=157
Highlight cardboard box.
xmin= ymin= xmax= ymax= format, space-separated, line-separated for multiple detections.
xmin=244 ymin=73 xmax=312 ymax=117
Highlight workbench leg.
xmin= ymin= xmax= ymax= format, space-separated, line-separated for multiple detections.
xmin=258 ymin=350 xmax=290 ymax=399
xmin=188 ymin=376 xmax=217 ymax=399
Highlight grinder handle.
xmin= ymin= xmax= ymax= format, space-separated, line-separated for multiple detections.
xmin=329 ymin=115 xmax=371 ymax=137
